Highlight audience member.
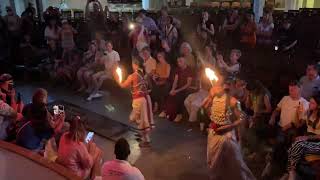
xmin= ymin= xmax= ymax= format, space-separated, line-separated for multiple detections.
xmin=151 ymin=52 xmax=171 ymax=113
xmin=159 ymin=57 xmax=193 ymax=122
xmin=277 ymin=19 xmax=297 ymax=52
xmin=263 ymin=81 xmax=309 ymax=177
xmin=85 ymin=0 xmax=105 ymax=36
xmin=282 ymin=95 xmax=320 ymax=179
xmin=16 ymin=89 xmax=57 ymax=150
xmin=57 ymin=116 xmax=102 ymax=179
xmin=44 ymin=18 xmax=61 ymax=44
xmin=256 ymin=13 xmax=274 ymax=46
xmin=222 ymin=9 xmax=240 ymax=48
xmin=202 ymin=44 xmax=216 ymax=68
xmin=217 ymin=49 xmax=241 ymax=77
xmin=87 ymin=41 xmax=120 ymax=101
xmin=0 ymin=74 xmax=23 ymax=113
xmin=180 ymin=42 xmax=196 ymax=69
xmin=240 ymin=12 xmax=257 ymax=49
xmin=162 ymin=16 xmax=178 ymax=51
xmin=60 ymin=20 xmax=77 ymax=54
xmin=100 ymin=138 xmax=145 ymax=180
xmin=137 ymin=9 xmax=159 ymax=35
xmin=129 ymin=21 xmax=150 ymax=53
xmin=157 ymin=7 xmax=181 ymax=33
xmin=299 ymin=64 xmax=320 ymax=100
xmin=140 ymin=46 xmax=156 ymax=76
xmin=76 ymin=41 xmax=99 ymax=92
xmin=0 ymin=97 xmax=17 ymax=140
xmin=55 ymin=50 xmax=82 ymax=84
xmin=197 ymin=11 xmax=215 ymax=46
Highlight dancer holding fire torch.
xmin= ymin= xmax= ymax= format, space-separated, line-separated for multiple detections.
xmin=202 ymin=71 xmax=255 ymax=180
xmin=117 ymin=58 xmax=154 ymax=148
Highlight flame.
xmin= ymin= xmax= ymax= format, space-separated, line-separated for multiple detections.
xmin=205 ymin=68 xmax=218 ymax=82
xmin=116 ymin=67 xmax=122 ymax=83
xmin=129 ymin=23 xmax=135 ymax=30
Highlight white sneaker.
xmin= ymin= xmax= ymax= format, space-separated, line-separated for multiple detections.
xmin=174 ymin=114 xmax=183 ymax=122
xmin=158 ymin=111 xmax=166 ymax=118
xmin=86 ymin=95 xmax=93 ymax=101
xmin=91 ymin=92 xmax=103 ymax=98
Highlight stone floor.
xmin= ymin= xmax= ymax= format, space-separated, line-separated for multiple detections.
xmin=16 ymin=82 xmax=209 ymax=180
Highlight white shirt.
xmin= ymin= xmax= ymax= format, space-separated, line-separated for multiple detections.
xmin=277 ymin=96 xmax=309 ymax=127
xmin=0 ymin=100 xmax=15 ymax=140
xmin=101 ymin=50 xmax=120 ymax=70
xmin=44 ymin=26 xmax=61 ymax=41
xmin=101 ymin=160 xmax=145 ymax=180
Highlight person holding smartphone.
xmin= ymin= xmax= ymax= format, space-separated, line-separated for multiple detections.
xmin=0 ymin=73 xmax=24 ymax=114
xmin=57 ymin=116 xmax=102 ymax=180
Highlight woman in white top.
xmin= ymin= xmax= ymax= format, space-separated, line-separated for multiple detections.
xmin=256 ymin=13 xmax=274 ymax=46
xmin=44 ymin=18 xmax=61 ymax=44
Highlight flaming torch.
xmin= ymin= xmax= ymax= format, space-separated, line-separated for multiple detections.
xmin=205 ymin=68 xmax=218 ymax=86
xmin=116 ymin=67 xmax=122 ymax=83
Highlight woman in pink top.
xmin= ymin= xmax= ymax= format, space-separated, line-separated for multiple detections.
xmin=57 ymin=117 xmax=102 ymax=179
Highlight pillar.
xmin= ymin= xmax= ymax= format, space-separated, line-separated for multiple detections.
xmin=143 ymin=0 xmax=167 ymax=10
xmin=253 ymin=0 xmax=265 ymax=22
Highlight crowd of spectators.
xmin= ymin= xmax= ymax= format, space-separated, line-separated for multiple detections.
xmin=1 ymin=0 xmax=320 ymax=179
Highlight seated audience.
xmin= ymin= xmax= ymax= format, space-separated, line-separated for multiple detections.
xmin=282 ymin=95 xmax=320 ymax=179
xmin=203 ymin=44 xmax=216 ymax=68
xmin=100 ymin=138 xmax=145 ymax=180
xmin=92 ymin=31 xmax=106 ymax=56
xmin=76 ymin=41 xmax=99 ymax=92
xmin=159 ymin=57 xmax=193 ymax=122
xmin=0 ymin=73 xmax=24 ymax=113
xmin=55 ymin=50 xmax=82 ymax=84
xmin=239 ymin=12 xmax=257 ymax=49
xmin=263 ymin=81 xmax=309 ymax=177
xmin=57 ymin=116 xmax=102 ymax=179
xmin=180 ymin=42 xmax=196 ymax=69
xmin=256 ymin=13 xmax=274 ymax=46
xmin=184 ymin=75 xmax=211 ymax=122
xmin=16 ymin=89 xmax=60 ymax=150
xmin=217 ymin=49 xmax=241 ymax=77
xmin=140 ymin=46 xmax=156 ymax=77
xmin=0 ymin=97 xmax=17 ymax=140
xmin=151 ymin=52 xmax=171 ymax=113
xmin=299 ymin=63 xmax=320 ymax=100
xmin=87 ymin=41 xmax=120 ymax=101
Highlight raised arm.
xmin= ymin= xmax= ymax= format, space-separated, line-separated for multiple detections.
xmin=119 ymin=74 xmax=133 ymax=88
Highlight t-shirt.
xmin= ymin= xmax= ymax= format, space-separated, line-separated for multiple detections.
xmin=143 ymin=57 xmax=156 ymax=75
xmin=101 ymin=50 xmax=120 ymax=70
xmin=155 ymin=62 xmax=170 ymax=79
xmin=277 ymin=96 xmax=309 ymax=127
xmin=299 ymin=76 xmax=320 ymax=100
xmin=175 ymin=66 xmax=193 ymax=89
xmin=101 ymin=160 xmax=145 ymax=180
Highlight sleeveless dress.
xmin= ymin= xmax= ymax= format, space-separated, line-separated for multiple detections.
xmin=130 ymin=72 xmax=154 ymax=133
xmin=207 ymin=94 xmax=255 ymax=180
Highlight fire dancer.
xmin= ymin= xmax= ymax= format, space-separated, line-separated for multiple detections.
xmin=118 ymin=58 xmax=154 ymax=148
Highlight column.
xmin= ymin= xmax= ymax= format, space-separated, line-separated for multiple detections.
xmin=253 ymin=0 xmax=265 ymax=22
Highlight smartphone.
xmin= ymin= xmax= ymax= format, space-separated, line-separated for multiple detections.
xmin=58 ymin=105 xmax=64 ymax=114
xmin=85 ymin=132 xmax=94 ymax=143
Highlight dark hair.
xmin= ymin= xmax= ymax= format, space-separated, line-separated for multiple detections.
xmin=289 ymin=80 xmax=301 ymax=88
xmin=307 ymin=63 xmax=318 ymax=72
xmin=167 ymin=16 xmax=174 ymax=24
xmin=114 ymin=138 xmax=130 ymax=160
xmin=32 ymin=88 xmax=48 ymax=106
xmin=141 ymin=46 xmax=151 ymax=52
xmin=30 ymin=103 xmax=54 ymax=136
xmin=308 ymin=95 xmax=320 ymax=129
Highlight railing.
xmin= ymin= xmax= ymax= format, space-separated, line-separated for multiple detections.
xmin=0 ymin=140 xmax=81 ymax=180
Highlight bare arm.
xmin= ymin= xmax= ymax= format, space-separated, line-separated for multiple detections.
xmin=264 ymin=95 xmax=272 ymax=113
xmin=175 ymin=77 xmax=192 ymax=93
xmin=119 ymin=74 xmax=133 ymax=88
xmin=269 ymin=107 xmax=281 ymax=125
xmin=171 ymin=74 xmax=178 ymax=91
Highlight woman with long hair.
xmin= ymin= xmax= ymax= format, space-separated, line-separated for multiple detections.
xmin=57 ymin=116 xmax=102 ymax=179
xmin=119 ymin=58 xmax=154 ymax=147
xmin=44 ymin=18 xmax=60 ymax=44
xmin=282 ymin=95 xmax=320 ymax=179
